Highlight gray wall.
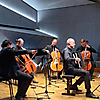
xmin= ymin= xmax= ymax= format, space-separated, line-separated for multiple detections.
xmin=38 ymin=3 xmax=100 ymax=52
xmin=1 ymin=0 xmax=100 ymax=53
xmin=0 ymin=0 xmax=54 ymax=50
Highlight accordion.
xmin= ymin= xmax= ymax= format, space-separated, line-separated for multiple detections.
xmin=73 ymin=51 xmax=85 ymax=69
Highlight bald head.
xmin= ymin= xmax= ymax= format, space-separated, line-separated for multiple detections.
xmin=67 ymin=38 xmax=75 ymax=49
xmin=16 ymin=38 xmax=24 ymax=47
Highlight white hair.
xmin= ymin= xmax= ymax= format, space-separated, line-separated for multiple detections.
xmin=67 ymin=38 xmax=75 ymax=44
xmin=18 ymin=38 xmax=24 ymax=43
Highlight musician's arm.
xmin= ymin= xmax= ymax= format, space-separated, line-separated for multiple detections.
xmin=76 ymin=47 xmax=79 ymax=52
xmin=76 ymin=46 xmax=82 ymax=52
xmin=64 ymin=50 xmax=75 ymax=62
xmin=7 ymin=47 xmax=34 ymax=56
xmin=43 ymin=46 xmax=48 ymax=51
xmin=42 ymin=45 xmax=50 ymax=54
xmin=88 ymin=46 xmax=96 ymax=53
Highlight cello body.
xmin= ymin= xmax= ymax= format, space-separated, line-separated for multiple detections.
xmin=16 ymin=54 xmax=37 ymax=74
xmin=81 ymin=50 xmax=92 ymax=71
xmin=50 ymin=51 xmax=63 ymax=72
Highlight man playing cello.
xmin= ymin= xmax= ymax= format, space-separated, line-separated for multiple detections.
xmin=43 ymin=39 xmax=62 ymax=79
xmin=62 ymin=38 xmax=99 ymax=98
xmin=76 ymin=39 xmax=97 ymax=77
xmin=0 ymin=39 xmax=36 ymax=100
xmin=13 ymin=38 xmax=38 ymax=83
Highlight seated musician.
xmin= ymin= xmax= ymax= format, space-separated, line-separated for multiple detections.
xmin=0 ymin=39 xmax=36 ymax=100
xmin=76 ymin=39 xmax=97 ymax=77
xmin=43 ymin=39 xmax=62 ymax=79
xmin=62 ymin=38 xmax=99 ymax=98
xmin=13 ymin=38 xmax=38 ymax=83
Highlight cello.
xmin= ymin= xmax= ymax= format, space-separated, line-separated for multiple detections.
xmin=81 ymin=47 xmax=92 ymax=71
xmin=20 ymin=54 xmax=37 ymax=74
xmin=15 ymin=47 xmax=37 ymax=74
xmin=50 ymin=49 xmax=63 ymax=72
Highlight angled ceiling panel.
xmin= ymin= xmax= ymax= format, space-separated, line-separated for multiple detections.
xmin=22 ymin=0 xmax=95 ymax=10
xmin=0 ymin=26 xmax=56 ymax=38
xmin=0 ymin=0 xmax=37 ymax=22
xmin=0 ymin=27 xmax=54 ymax=49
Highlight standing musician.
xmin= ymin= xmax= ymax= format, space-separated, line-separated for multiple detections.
xmin=76 ymin=39 xmax=97 ymax=77
xmin=0 ymin=39 xmax=37 ymax=100
xmin=62 ymin=38 xmax=99 ymax=98
xmin=43 ymin=39 xmax=62 ymax=79
xmin=13 ymin=38 xmax=38 ymax=83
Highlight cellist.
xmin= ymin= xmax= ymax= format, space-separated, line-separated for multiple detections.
xmin=42 ymin=39 xmax=62 ymax=79
xmin=0 ymin=39 xmax=36 ymax=100
xmin=13 ymin=38 xmax=38 ymax=84
xmin=76 ymin=39 xmax=97 ymax=77
xmin=62 ymin=38 xmax=99 ymax=99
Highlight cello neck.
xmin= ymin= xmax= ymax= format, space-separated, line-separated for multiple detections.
xmin=84 ymin=47 xmax=87 ymax=58
xmin=55 ymin=48 xmax=58 ymax=60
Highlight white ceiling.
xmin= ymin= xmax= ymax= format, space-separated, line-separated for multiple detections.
xmin=22 ymin=0 xmax=95 ymax=10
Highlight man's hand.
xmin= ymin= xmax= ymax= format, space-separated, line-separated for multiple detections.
xmin=75 ymin=58 xmax=81 ymax=62
xmin=45 ymin=50 xmax=50 ymax=54
xmin=86 ymin=44 xmax=90 ymax=48
xmin=55 ymin=48 xmax=59 ymax=52
xmin=31 ymin=50 xmax=37 ymax=54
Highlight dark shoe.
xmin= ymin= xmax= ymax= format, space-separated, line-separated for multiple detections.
xmin=33 ymin=80 xmax=38 ymax=83
xmin=86 ymin=92 xmax=99 ymax=99
xmin=15 ymin=95 xmax=25 ymax=100
xmin=48 ymin=77 xmax=51 ymax=81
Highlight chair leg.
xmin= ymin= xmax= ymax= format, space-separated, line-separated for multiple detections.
xmin=9 ymin=80 xmax=14 ymax=100
xmin=67 ymin=79 xmax=71 ymax=94
xmin=62 ymin=78 xmax=75 ymax=96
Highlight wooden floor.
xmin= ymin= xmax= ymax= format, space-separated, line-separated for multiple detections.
xmin=0 ymin=68 xmax=100 ymax=100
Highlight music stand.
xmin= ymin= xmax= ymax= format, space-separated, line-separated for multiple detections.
xmin=36 ymin=59 xmax=54 ymax=99
xmin=31 ymin=49 xmax=49 ymax=89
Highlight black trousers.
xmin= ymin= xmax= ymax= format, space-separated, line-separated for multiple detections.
xmin=65 ymin=68 xmax=91 ymax=89
xmin=89 ymin=61 xmax=95 ymax=77
xmin=12 ymin=70 xmax=33 ymax=97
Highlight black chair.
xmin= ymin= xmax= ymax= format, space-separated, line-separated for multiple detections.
xmin=0 ymin=76 xmax=14 ymax=100
xmin=62 ymin=74 xmax=75 ymax=96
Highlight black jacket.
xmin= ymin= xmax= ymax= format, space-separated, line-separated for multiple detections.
xmin=43 ymin=45 xmax=58 ymax=53
xmin=0 ymin=47 xmax=32 ymax=78
xmin=62 ymin=47 xmax=75 ymax=73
